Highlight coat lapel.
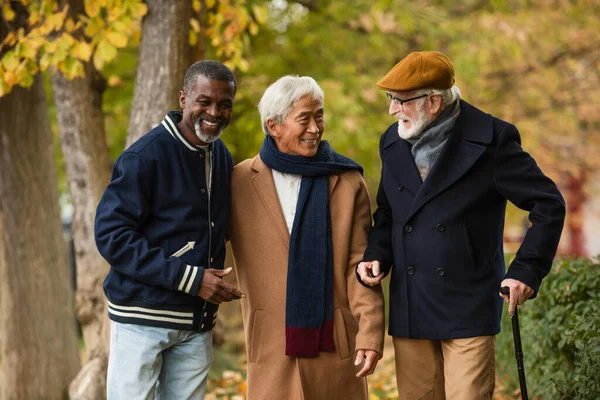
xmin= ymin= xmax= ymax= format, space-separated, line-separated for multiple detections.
xmin=407 ymin=100 xmax=493 ymax=219
xmin=381 ymin=123 xmax=422 ymax=196
xmin=251 ymin=156 xmax=290 ymax=246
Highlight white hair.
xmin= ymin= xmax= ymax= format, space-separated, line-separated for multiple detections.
xmin=415 ymin=85 xmax=462 ymax=110
xmin=258 ymin=75 xmax=324 ymax=136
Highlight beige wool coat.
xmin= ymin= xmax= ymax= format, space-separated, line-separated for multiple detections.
xmin=229 ymin=155 xmax=385 ymax=400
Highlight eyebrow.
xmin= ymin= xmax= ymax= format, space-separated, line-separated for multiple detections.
xmin=295 ymin=109 xmax=324 ymax=117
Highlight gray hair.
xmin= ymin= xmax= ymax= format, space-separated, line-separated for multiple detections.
xmin=183 ymin=60 xmax=237 ymax=95
xmin=258 ymin=75 xmax=324 ymax=136
xmin=416 ymin=85 xmax=461 ymax=110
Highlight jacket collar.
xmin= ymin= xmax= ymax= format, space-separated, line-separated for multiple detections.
xmin=161 ymin=111 xmax=213 ymax=152
xmin=380 ymin=100 xmax=493 ymax=218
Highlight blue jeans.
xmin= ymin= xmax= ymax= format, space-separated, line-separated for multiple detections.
xmin=107 ymin=321 xmax=212 ymax=400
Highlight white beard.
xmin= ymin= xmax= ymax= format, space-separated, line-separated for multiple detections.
xmin=395 ymin=102 xmax=433 ymax=140
xmin=194 ymin=118 xmax=223 ymax=144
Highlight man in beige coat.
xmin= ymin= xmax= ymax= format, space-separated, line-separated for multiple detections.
xmin=229 ymin=75 xmax=385 ymax=399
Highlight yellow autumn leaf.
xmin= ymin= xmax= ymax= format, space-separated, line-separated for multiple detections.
xmin=237 ymin=58 xmax=249 ymax=72
xmin=3 ymin=32 xmax=17 ymax=47
xmin=0 ymin=80 xmax=10 ymax=97
xmin=39 ymin=53 xmax=51 ymax=71
xmin=18 ymin=41 xmax=37 ymax=60
xmin=28 ymin=10 xmax=41 ymax=25
xmin=4 ymin=71 xmax=17 ymax=87
xmin=2 ymin=4 xmax=15 ymax=22
xmin=107 ymin=75 xmax=123 ymax=87
xmin=192 ymin=0 xmax=201 ymax=12
xmin=106 ymin=32 xmax=128 ymax=48
xmin=96 ymin=39 xmax=117 ymax=62
xmin=60 ymin=33 xmax=76 ymax=46
xmin=73 ymin=41 xmax=93 ymax=61
xmin=134 ymin=3 xmax=148 ymax=17
xmin=205 ymin=0 xmax=216 ymax=9
xmin=248 ymin=21 xmax=259 ymax=36
xmin=190 ymin=18 xmax=201 ymax=33
xmin=65 ymin=19 xmax=76 ymax=32
xmin=2 ymin=51 xmax=19 ymax=72
xmin=92 ymin=50 xmax=104 ymax=70
xmin=17 ymin=66 xmax=34 ymax=88
xmin=252 ymin=5 xmax=268 ymax=24
xmin=85 ymin=0 xmax=101 ymax=18
xmin=189 ymin=30 xmax=198 ymax=46
xmin=44 ymin=41 xmax=58 ymax=54
xmin=46 ymin=11 xmax=65 ymax=32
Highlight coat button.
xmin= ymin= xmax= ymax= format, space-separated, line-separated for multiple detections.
xmin=407 ymin=266 xmax=415 ymax=275
xmin=397 ymin=184 xmax=405 ymax=191
xmin=405 ymin=224 xmax=413 ymax=233
xmin=437 ymin=268 xmax=445 ymax=276
xmin=437 ymin=224 xmax=445 ymax=232
xmin=201 ymin=188 xmax=206 ymax=193
xmin=199 ymin=153 xmax=205 ymax=158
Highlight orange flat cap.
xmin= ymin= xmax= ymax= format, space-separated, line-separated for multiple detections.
xmin=377 ymin=51 xmax=455 ymax=92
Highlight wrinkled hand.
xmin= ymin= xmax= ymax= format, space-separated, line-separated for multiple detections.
xmin=357 ymin=260 xmax=384 ymax=286
xmin=354 ymin=349 xmax=381 ymax=377
xmin=499 ymin=278 xmax=534 ymax=316
xmin=198 ymin=267 xmax=245 ymax=304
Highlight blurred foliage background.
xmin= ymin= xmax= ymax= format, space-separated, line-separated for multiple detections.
xmin=1 ymin=0 xmax=599 ymax=398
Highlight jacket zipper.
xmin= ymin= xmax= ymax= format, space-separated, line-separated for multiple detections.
xmin=200 ymin=148 xmax=213 ymax=329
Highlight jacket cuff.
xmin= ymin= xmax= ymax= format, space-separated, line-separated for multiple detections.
xmin=355 ymin=340 xmax=384 ymax=358
xmin=504 ymin=265 xmax=540 ymax=298
xmin=176 ymin=265 xmax=205 ymax=296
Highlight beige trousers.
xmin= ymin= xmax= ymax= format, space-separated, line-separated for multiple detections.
xmin=392 ymin=336 xmax=496 ymax=400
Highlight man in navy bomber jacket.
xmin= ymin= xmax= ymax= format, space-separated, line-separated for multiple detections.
xmin=95 ymin=60 xmax=244 ymax=399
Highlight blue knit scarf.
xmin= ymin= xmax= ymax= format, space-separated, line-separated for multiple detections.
xmin=260 ymin=135 xmax=363 ymax=357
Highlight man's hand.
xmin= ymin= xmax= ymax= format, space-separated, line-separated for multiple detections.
xmin=357 ymin=260 xmax=384 ymax=286
xmin=354 ymin=349 xmax=381 ymax=377
xmin=198 ymin=267 xmax=245 ymax=304
xmin=499 ymin=278 xmax=534 ymax=316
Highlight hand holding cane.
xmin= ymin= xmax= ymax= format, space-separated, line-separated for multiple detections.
xmin=500 ymin=286 xmax=529 ymax=400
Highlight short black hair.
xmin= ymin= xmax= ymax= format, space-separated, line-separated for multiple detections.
xmin=183 ymin=60 xmax=237 ymax=95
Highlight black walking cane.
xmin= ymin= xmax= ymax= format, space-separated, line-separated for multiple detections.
xmin=500 ymin=286 xmax=529 ymax=400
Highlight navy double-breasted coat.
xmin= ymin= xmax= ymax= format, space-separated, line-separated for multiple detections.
xmin=363 ymin=100 xmax=565 ymax=339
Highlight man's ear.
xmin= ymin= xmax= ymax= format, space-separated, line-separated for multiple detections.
xmin=266 ymin=118 xmax=280 ymax=137
xmin=429 ymin=94 xmax=442 ymax=115
xmin=179 ymin=90 xmax=186 ymax=109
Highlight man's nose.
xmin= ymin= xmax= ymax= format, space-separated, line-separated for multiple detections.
xmin=389 ymin=101 xmax=401 ymax=116
xmin=308 ymin=118 xmax=320 ymax=135
xmin=205 ymin=104 xmax=219 ymax=117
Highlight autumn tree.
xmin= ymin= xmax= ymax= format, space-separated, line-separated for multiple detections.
xmin=1 ymin=0 xmax=267 ymax=398
xmin=0 ymin=4 xmax=80 ymax=399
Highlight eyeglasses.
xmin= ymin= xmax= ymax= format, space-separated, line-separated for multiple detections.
xmin=386 ymin=93 xmax=429 ymax=110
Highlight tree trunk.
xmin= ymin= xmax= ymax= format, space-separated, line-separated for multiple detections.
xmin=565 ymin=167 xmax=587 ymax=257
xmin=0 ymin=76 xmax=81 ymax=400
xmin=48 ymin=1 xmax=113 ymax=397
xmin=52 ymin=64 xmax=112 ymax=400
xmin=126 ymin=0 xmax=195 ymax=146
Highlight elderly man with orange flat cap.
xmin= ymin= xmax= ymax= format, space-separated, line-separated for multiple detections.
xmin=357 ymin=51 xmax=566 ymax=399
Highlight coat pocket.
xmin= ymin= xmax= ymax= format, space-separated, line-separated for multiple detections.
xmin=334 ymin=308 xmax=351 ymax=360
xmin=463 ymin=224 xmax=477 ymax=269
xmin=249 ymin=309 xmax=264 ymax=363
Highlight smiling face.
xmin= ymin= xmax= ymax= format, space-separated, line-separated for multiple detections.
xmin=178 ymin=75 xmax=235 ymax=146
xmin=267 ymin=95 xmax=324 ymax=157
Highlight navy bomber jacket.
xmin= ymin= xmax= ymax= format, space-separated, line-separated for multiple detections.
xmin=95 ymin=111 xmax=232 ymax=332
